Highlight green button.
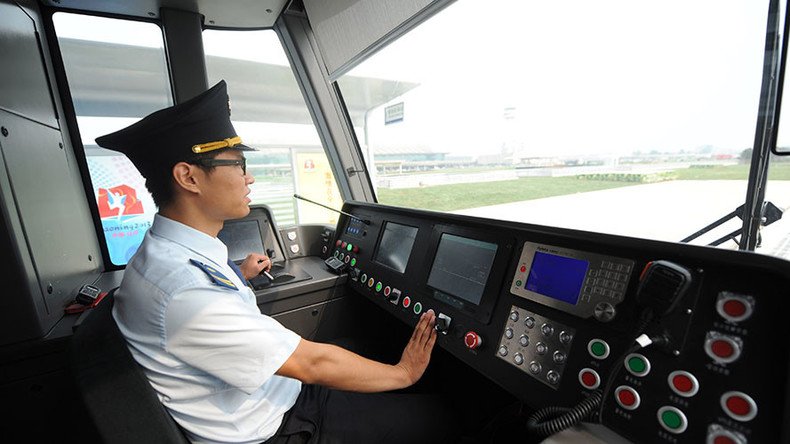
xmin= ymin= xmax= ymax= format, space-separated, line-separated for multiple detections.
xmin=516 ymin=280 xmax=522 ymax=287
xmin=628 ymin=356 xmax=647 ymax=373
xmin=375 ymin=282 xmax=383 ymax=292
xmin=413 ymin=302 xmax=423 ymax=314
xmin=347 ymin=244 xmax=353 ymax=251
xmin=661 ymin=410 xmax=682 ymax=430
xmin=590 ymin=341 xmax=607 ymax=357
xmin=351 ymin=258 xmax=357 ymax=266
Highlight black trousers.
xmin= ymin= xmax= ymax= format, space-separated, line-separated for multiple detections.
xmin=265 ymin=384 xmax=461 ymax=444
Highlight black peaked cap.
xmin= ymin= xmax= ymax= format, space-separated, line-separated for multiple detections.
xmin=95 ymin=80 xmax=253 ymax=178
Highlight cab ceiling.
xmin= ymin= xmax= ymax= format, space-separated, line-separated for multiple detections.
xmin=40 ymin=0 xmax=288 ymax=28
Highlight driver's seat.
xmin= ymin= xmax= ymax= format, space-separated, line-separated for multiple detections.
xmin=70 ymin=290 xmax=189 ymax=444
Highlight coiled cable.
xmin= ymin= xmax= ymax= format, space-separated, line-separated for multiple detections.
xmin=526 ymin=390 xmax=603 ymax=437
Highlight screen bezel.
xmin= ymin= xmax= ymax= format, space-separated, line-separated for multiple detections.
xmin=372 ymin=221 xmax=419 ymax=274
xmin=421 ymin=224 xmax=512 ymax=325
xmin=218 ymin=219 xmax=266 ymax=263
xmin=219 ymin=205 xmax=285 ymax=265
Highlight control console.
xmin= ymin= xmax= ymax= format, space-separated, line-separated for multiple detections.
xmin=328 ymin=202 xmax=790 ymax=443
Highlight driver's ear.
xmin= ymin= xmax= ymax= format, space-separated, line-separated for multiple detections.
xmin=172 ymin=161 xmax=202 ymax=194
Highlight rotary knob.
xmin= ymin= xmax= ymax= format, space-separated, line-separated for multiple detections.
xmin=464 ymin=331 xmax=483 ymax=350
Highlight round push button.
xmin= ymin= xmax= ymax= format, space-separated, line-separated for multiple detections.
xmin=615 ymin=385 xmax=641 ymax=410
xmin=578 ymin=368 xmax=600 ymax=390
xmin=464 ymin=331 xmax=482 ymax=350
xmin=704 ymin=332 xmax=742 ymax=364
xmin=624 ymin=353 xmax=651 ymax=377
xmin=657 ymin=406 xmax=688 ymax=434
xmin=716 ymin=292 xmax=754 ymax=323
xmin=720 ymin=391 xmax=757 ymax=422
xmin=706 ymin=425 xmax=746 ymax=444
xmin=402 ymin=296 xmax=411 ymax=308
xmin=588 ymin=339 xmax=610 ymax=359
xmin=668 ymin=370 xmax=699 ymax=397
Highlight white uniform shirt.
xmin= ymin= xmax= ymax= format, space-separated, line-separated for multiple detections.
xmin=113 ymin=214 xmax=302 ymax=444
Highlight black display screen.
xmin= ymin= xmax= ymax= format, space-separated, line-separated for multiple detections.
xmin=525 ymin=252 xmax=589 ymax=305
xmin=374 ymin=222 xmax=418 ymax=273
xmin=427 ymin=233 xmax=498 ymax=306
xmin=218 ymin=220 xmax=265 ymax=262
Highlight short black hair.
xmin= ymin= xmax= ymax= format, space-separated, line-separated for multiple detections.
xmin=144 ymin=150 xmax=221 ymax=209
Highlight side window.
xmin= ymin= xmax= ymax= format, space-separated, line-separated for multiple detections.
xmin=53 ymin=13 xmax=172 ymax=266
xmin=202 ymin=29 xmax=342 ymax=226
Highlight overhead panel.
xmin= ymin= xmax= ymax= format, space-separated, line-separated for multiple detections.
xmin=303 ymin=0 xmax=441 ymax=79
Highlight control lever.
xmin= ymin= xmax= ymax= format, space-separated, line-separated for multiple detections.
xmin=435 ymin=313 xmax=452 ymax=334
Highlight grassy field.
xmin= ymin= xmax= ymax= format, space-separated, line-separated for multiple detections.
xmin=376 ymin=163 xmax=790 ymax=211
xmin=377 ymin=177 xmax=634 ymax=212
xmin=673 ymin=162 xmax=790 ymax=180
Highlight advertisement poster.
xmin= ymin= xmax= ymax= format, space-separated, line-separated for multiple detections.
xmin=293 ymin=150 xmax=341 ymax=225
xmin=87 ymin=156 xmax=156 ymax=265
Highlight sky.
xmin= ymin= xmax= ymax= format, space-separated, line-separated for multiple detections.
xmin=53 ymin=1 xmax=781 ymax=158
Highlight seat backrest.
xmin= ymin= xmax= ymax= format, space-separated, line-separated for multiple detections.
xmin=70 ymin=291 xmax=190 ymax=444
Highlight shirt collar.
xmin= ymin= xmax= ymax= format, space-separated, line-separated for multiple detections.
xmin=150 ymin=214 xmax=229 ymax=268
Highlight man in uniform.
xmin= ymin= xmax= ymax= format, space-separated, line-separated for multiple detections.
xmin=96 ymin=81 xmax=458 ymax=444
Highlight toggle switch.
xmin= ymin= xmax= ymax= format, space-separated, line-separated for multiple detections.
xmin=435 ymin=313 xmax=452 ymax=334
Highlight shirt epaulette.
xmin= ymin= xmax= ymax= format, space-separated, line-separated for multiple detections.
xmin=189 ymin=259 xmax=238 ymax=290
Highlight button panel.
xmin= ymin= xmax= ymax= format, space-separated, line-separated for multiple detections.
xmin=497 ymin=306 xmax=575 ymax=389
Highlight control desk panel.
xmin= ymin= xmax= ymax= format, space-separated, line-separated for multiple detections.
xmin=328 ymin=202 xmax=790 ymax=443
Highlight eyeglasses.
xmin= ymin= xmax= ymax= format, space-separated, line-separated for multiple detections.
xmin=191 ymin=158 xmax=247 ymax=175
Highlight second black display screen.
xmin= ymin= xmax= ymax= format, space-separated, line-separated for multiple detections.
xmin=427 ymin=233 xmax=498 ymax=306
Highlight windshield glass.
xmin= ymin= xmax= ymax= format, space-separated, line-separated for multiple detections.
xmin=337 ymin=0 xmax=790 ymax=260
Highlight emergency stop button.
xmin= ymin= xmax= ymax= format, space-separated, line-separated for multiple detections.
xmin=464 ymin=331 xmax=482 ymax=350
xmin=720 ymin=391 xmax=757 ymax=422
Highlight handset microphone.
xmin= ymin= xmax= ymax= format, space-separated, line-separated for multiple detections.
xmin=293 ymin=194 xmax=371 ymax=225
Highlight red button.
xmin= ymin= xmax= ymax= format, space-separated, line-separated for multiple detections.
xmin=579 ymin=369 xmax=599 ymax=389
xmin=402 ymin=296 xmax=411 ymax=308
xmin=721 ymin=391 xmax=757 ymax=421
xmin=711 ymin=340 xmax=734 ymax=358
xmin=726 ymin=395 xmax=751 ymax=417
xmin=672 ymin=374 xmax=693 ymax=393
xmin=723 ymin=299 xmax=746 ymax=318
xmin=713 ymin=436 xmax=736 ymax=444
xmin=617 ymin=389 xmax=636 ymax=406
xmin=336 ymin=240 xmax=342 ymax=246
xmin=341 ymin=242 xmax=347 ymax=248
xmin=353 ymin=245 xmax=360 ymax=253
xmin=464 ymin=331 xmax=482 ymax=349
xmin=520 ymin=265 xmax=527 ymax=272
